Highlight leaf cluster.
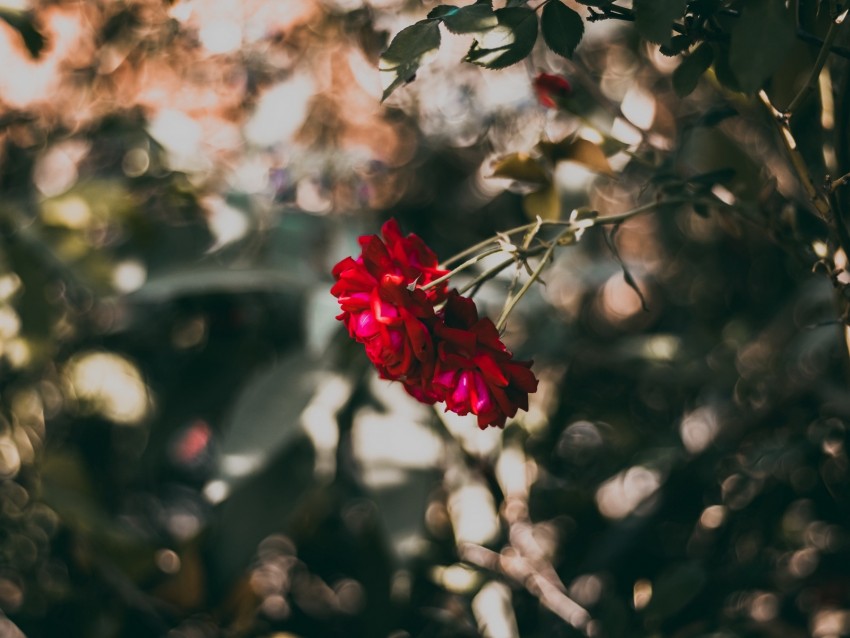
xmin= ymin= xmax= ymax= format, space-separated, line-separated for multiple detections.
xmin=382 ymin=0 xmax=802 ymax=99
xmin=381 ymin=0 xmax=585 ymax=100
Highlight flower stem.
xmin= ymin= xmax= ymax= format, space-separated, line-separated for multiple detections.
xmin=457 ymin=256 xmax=516 ymax=296
xmin=495 ymin=228 xmax=569 ymax=332
xmin=422 ymin=245 xmax=504 ymax=292
xmin=439 ymin=199 xmax=688 ymax=269
xmin=440 ymin=227 xmax=535 ymax=269
xmin=433 ymin=198 xmax=690 ymax=326
xmin=488 ymin=198 xmax=690 ymax=331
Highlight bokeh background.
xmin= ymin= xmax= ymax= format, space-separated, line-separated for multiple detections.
xmin=1 ymin=0 xmax=850 ymax=637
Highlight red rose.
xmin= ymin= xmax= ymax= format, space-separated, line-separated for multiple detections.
xmin=332 ymin=220 xmax=539 ymax=428
xmin=331 ymin=219 xmax=448 ymax=385
xmin=533 ymin=72 xmax=572 ymax=109
xmin=431 ymin=292 xmax=539 ymax=429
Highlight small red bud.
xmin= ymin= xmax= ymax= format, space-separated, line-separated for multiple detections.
xmin=533 ymin=72 xmax=572 ymax=109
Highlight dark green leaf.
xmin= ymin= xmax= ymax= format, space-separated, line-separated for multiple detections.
xmin=444 ymin=4 xmax=498 ymax=33
xmin=729 ymin=0 xmax=794 ymax=93
xmin=693 ymin=202 xmax=711 ymax=217
xmin=382 ymin=19 xmax=442 ymax=63
xmin=575 ymin=0 xmax=615 ymax=6
xmin=645 ymin=562 xmax=706 ymax=619
xmin=712 ymin=44 xmax=741 ymax=92
xmin=688 ymin=168 xmax=736 ymax=185
xmin=659 ymin=34 xmax=692 ymax=57
xmin=541 ymin=1 xmax=584 ymax=59
xmin=633 ymin=0 xmax=687 ymax=45
xmin=427 ymin=5 xmax=459 ymax=19
xmin=465 ymin=7 xmax=538 ymax=70
xmin=698 ymin=106 xmax=737 ymax=127
xmin=380 ymin=20 xmax=441 ymax=100
xmin=672 ymin=42 xmax=714 ymax=97
xmin=0 ymin=9 xmax=46 ymax=57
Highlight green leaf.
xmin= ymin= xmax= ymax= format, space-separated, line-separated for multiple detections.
xmin=491 ymin=153 xmax=550 ymax=184
xmin=465 ymin=7 xmax=538 ymax=69
xmin=382 ymin=19 xmax=442 ymax=63
xmin=633 ymin=0 xmax=687 ymax=45
xmin=729 ymin=0 xmax=795 ymax=93
xmin=672 ymin=42 xmax=714 ymax=97
xmin=380 ymin=20 xmax=442 ymax=100
xmin=541 ymin=1 xmax=584 ymax=59
xmin=575 ymin=0 xmax=614 ymax=6
xmin=444 ymin=4 xmax=498 ymax=33
xmin=427 ymin=5 xmax=459 ymax=19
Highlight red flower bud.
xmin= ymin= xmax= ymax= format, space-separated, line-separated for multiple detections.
xmin=533 ymin=72 xmax=572 ymax=109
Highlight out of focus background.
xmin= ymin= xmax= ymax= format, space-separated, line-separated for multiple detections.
xmin=1 ymin=0 xmax=850 ymax=637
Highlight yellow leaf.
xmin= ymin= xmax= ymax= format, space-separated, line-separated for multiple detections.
xmin=523 ymin=184 xmax=560 ymax=220
xmin=491 ymin=153 xmax=550 ymax=184
xmin=538 ymin=137 xmax=614 ymax=176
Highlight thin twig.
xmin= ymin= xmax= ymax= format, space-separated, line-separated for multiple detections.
xmin=495 ymin=227 xmax=571 ymax=332
xmin=829 ymin=172 xmax=850 ymax=194
xmin=758 ymin=91 xmax=833 ymax=224
xmin=440 ymin=199 xmax=689 ymax=269
xmin=796 ymin=28 xmax=850 ymax=60
xmin=424 ymin=245 xmax=504 ymax=291
xmin=785 ymin=8 xmax=848 ymax=114
xmin=458 ymin=256 xmax=517 ymax=296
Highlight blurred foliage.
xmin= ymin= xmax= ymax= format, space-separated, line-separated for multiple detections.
xmin=1 ymin=0 xmax=850 ymax=638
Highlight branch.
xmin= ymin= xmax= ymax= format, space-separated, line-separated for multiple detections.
xmin=785 ymin=8 xmax=849 ymax=114
xmin=797 ymin=28 xmax=850 ymax=60
xmin=758 ymin=91 xmax=832 ymax=221
xmin=460 ymin=543 xmax=591 ymax=633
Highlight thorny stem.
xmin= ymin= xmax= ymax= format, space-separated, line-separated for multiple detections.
xmin=457 ymin=256 xmax=517 ymax=296
xmin=434 ymin=198 xmax=693 ymax=330
xmin=495 ymin=227 xmax=570 ymax=332
xmin=439 ymin=199 xmax=689 ymax=269
xmin=758 ymin=90 xmax=850 ymax=275
xmin=758 ymin=91 xmax=833 ymax=223
xmin=829 ymin=172 xmax=850 ymax=194
xmin=459 ymin=543 xmax=591 ymax=633
xmin=423 ymin=245 xmax=504 ymax=291
xmin=785 ymin=6 xmax=848 ymax=115
xmin=796 ymin=28 xmax=850 ymax=60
